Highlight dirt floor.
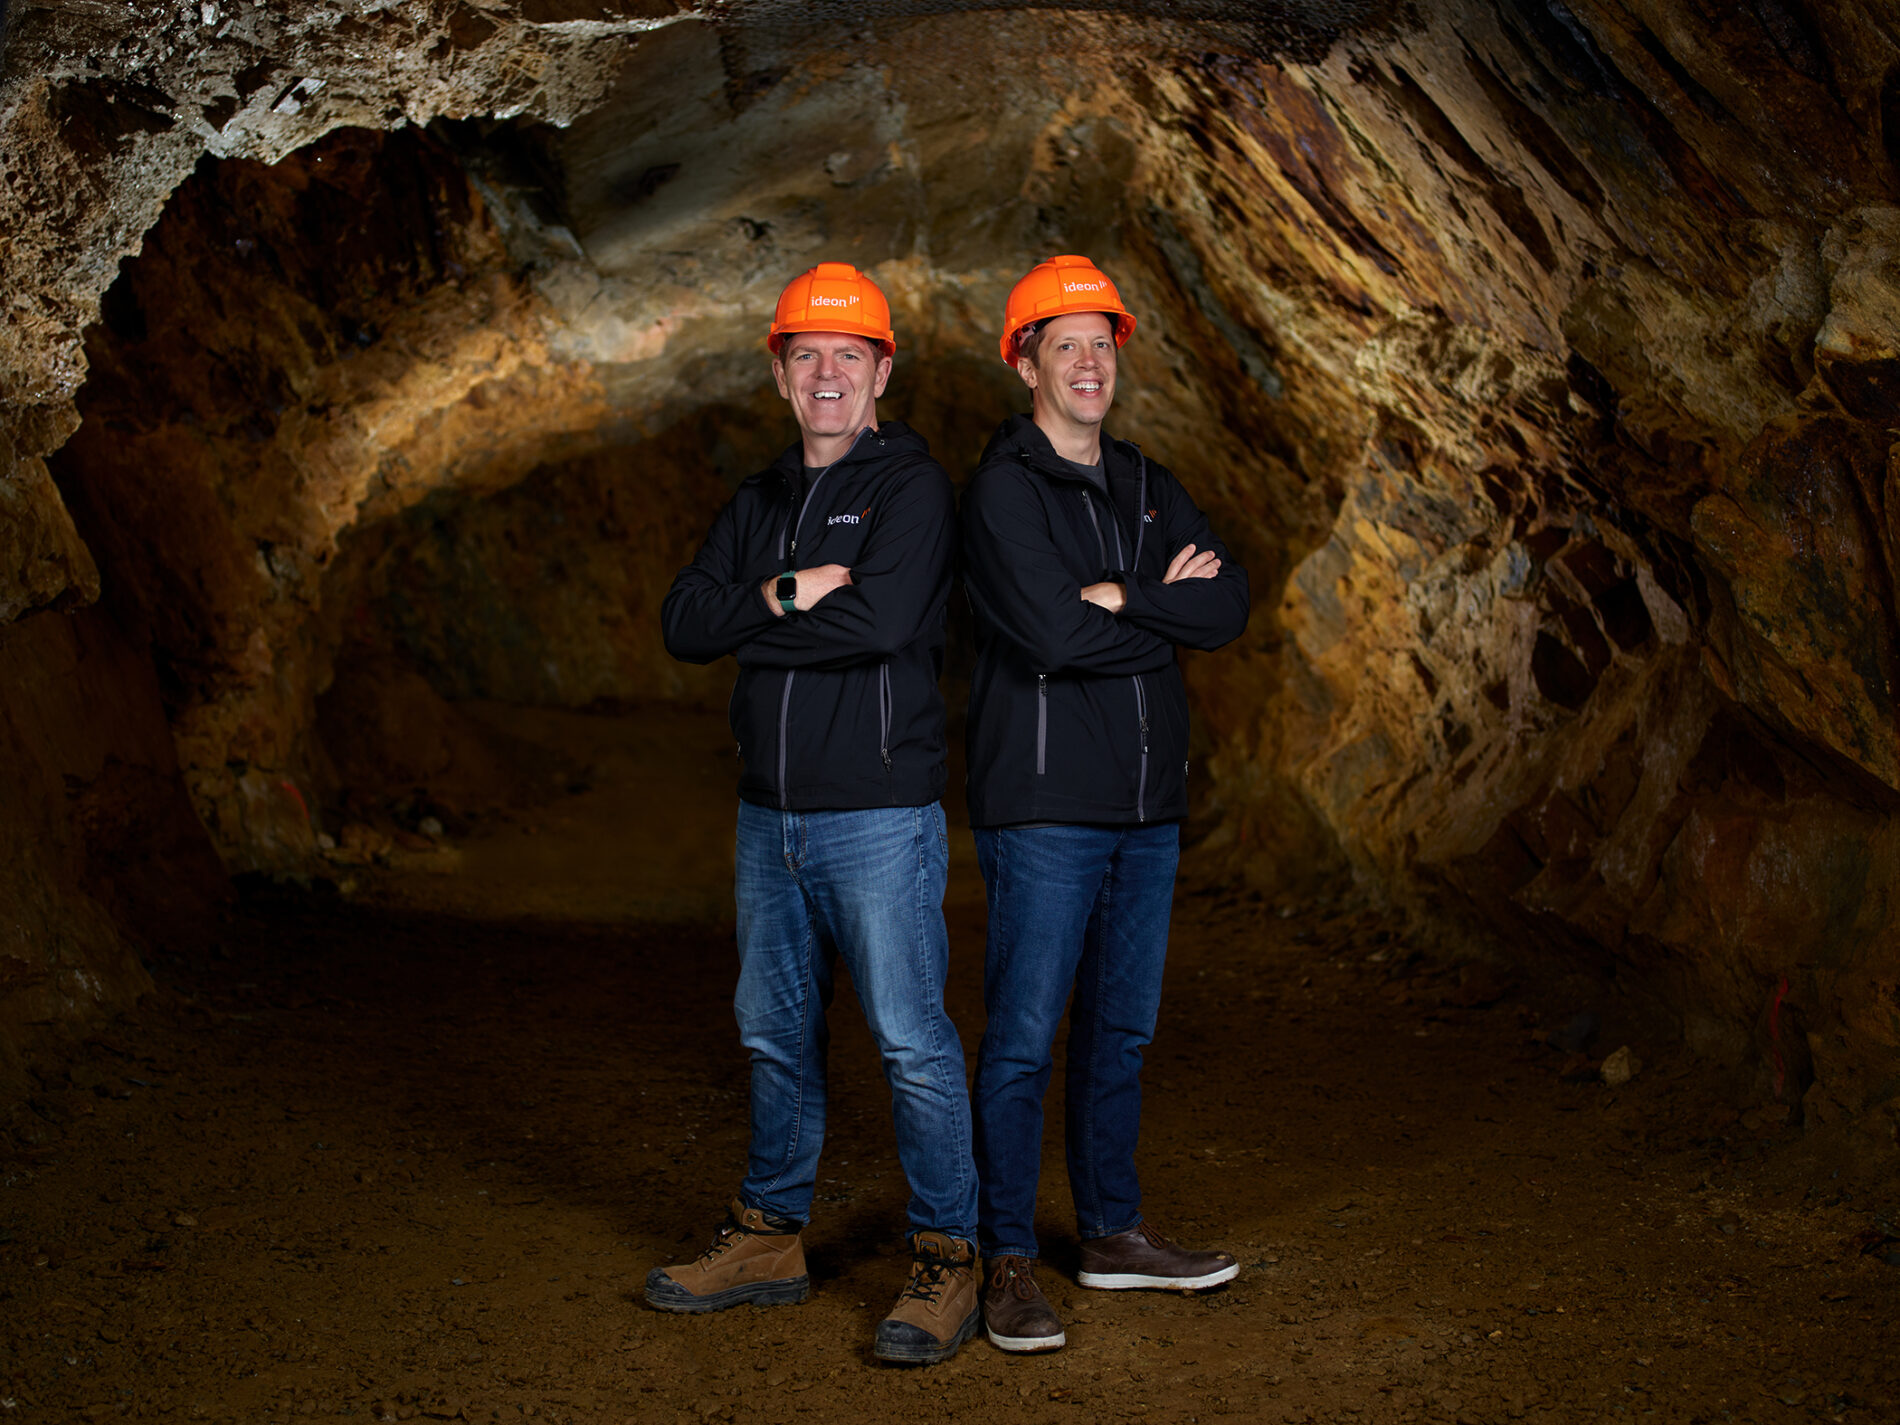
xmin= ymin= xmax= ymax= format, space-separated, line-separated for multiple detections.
xmin=4 ymin=707 xmax=1899 ymax=1425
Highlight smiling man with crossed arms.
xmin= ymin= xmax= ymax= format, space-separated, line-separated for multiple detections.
xmin=655 ymin=262 xmax=979 ymax=1366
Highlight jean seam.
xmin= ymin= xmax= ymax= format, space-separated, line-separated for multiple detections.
xmin=758 ymin=811 xmax=813 ymax=1205
xmin=989 ymin=830 xmax=1013 ymax=989
xmin=1077 ymin=842 xmax=1115 ymax=1235
xmin=975 ymin=828 xmax=1013 ymax=1256
xmin=913 ymin=804 xmax=970 ymax=1239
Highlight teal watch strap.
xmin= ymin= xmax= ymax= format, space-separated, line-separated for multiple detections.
xmin=775 ymin=571 xmax=798 ymax=614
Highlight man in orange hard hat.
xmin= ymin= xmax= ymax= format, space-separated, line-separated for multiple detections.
xmin=959 ymin=255 xmax=1251 ymax=1352
xmin=655 ymin=263 xmax=980 ymax=1365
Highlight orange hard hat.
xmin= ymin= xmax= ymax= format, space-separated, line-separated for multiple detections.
xmin=768 ymin=262 xmax=896 ymax=356
xmin=999 ymin=254 xmax=1137 ymax=364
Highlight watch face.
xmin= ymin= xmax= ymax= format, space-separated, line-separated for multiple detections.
xmin=777 ymin=575 xmax=798 ymax=601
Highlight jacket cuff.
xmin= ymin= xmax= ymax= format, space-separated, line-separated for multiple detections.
xmin=1116 ymin=570 xmax=1159 ymax=620
xmin=737 ymin=582 xmax=784 ymax=638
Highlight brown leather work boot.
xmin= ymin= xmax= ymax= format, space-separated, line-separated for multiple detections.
xmin=873 ymin=1231 xmax=981 ymax=1364
xmin=982 ymin=1255 xmax=1066 ymax=1352
xmin=644 ymin=1199 xmax=810 ymax=1313
xmin=1076 ymin=1221 xmax=1238 ymax=1291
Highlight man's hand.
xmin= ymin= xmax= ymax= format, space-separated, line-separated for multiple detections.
xmin=1165 ymin=543 xmax=1221 ymax=583
xmin=1079 ymin=581 xmax=1126 ymax=613
xmin=762 ymin=563 xmax=855 ymax=616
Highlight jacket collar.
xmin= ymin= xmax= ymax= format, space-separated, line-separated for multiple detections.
xmin=984 ymin=412 xmax=1133 ymax=484
xmin=767 ymin=420 xmax=923 ymax=487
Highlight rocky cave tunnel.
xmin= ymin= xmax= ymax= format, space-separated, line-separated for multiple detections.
xmin=6 ymin=0 xmax=1900 ymax=1420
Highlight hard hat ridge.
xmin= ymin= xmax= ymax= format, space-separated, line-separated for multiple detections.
xmin=1000 ymin=254 xmax=1137 ymax=364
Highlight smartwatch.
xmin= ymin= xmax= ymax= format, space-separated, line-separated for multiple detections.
xmin=775 ymin=571 xmax=799 ymax=614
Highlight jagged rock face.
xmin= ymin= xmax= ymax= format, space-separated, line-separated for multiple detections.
xmin=5 ymin=1 xmax=1900 ymax=1145
xmin=55 ymin=124 xmax=617 ymax=862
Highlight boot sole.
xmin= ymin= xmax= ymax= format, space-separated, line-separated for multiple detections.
xmin=874 ymin=1305 xmax=981 ymax=1365
xmin=643 ymin=1268 xmax=810 ymax=1314
xmin=1076 ymin=1262 xmax=1239 ymax=1291
xmin=986 ymin=1324 xmax=1066 ymax=1352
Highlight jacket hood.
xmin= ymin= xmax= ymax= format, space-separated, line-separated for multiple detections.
xmin=763 ymin=419 xmax=931 ymax=484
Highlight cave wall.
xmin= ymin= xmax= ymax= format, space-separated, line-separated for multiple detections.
xmin=52 ymin=123 xmax=620 ymax=865
xmin=0 ymin=0 xmax=680 ymax=1077
xmin=0 ymin=603 xmax=223 ymax=1098
xmin=347 ymin=411 xmax=776 ymax=711
xmin=1150 ymin=5 xmax=1900 ymax=1134
xmin=4 ymin=0 xmax=1900 ymax=1144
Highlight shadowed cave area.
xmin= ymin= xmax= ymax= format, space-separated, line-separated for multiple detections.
xmin=5 ymin=2 xmax=1900 ymax=1421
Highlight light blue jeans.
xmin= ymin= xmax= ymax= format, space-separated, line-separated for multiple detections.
xmin=733 ymin=799 xmax=976 ymax=1241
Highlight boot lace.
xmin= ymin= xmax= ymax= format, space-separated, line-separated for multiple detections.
xmin=693 ymin=1217 xmax=749 ymax=1266
xmin=899 ymin=1250 xmax=954 ymax=1304
xmin=989 ymin=1254 xmax=1039 ymax=1300
xmin=1132 ymin=1222 xmax=1172 ymax=1250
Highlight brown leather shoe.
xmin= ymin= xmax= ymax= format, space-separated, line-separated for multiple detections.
xmin=874 ymin=1231 xmax=981 ymax=1364
xmin=644 ymin=1199 xmax=810 ymax=1313
xmin=982 ymin=1255 xmax=1066 ymax=1352
xmin=1076 ymin=1222 xmax=1238 ymax=1291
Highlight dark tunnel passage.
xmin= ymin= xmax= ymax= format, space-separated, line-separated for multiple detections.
xmin=6 ymin=1 xmax=1900 ymax=1420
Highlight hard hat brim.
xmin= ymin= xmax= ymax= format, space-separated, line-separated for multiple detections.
xmin=767 ymin=324 xmax=896 ymax=357
xmin=1001 ymin=309 xmax=1136 ymax=365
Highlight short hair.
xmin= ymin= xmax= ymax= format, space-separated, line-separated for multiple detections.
xmin=1014 ymin=318 xmax=1049 ymax=366
xmin=1015 ymin=312 xmax=1115 ymax=367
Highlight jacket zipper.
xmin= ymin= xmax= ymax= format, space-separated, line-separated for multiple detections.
xmin=1133 ymin=673 xmax=1149 ymax=822
xmin=777 ymin=671 xmax=795 ymax=810
xmin=780 ymin=468 xmax=832 ymax=564
xmin=1036 ymin=674 xmax=1047 ymax=775
xmin=1083 ymin=469 xmax=1149 ymax=819
xmin=1131 ymin=450 xmax=1148 ymax=567
xmin=1081 ymin=490 xmax=1108 ymax=568
xmin=774 ymin=472 xmax=826 ymax=810
xmin=770 ymin=442 xmax=864 ymax=808
xmin=878 ymin=663 xmax=893 ymax=777
xmin=779 ymin=425 xmax=876 ymax=560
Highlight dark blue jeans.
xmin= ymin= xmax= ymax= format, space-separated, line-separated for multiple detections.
xmin=733 ymin=800 xmax=977 ymax=1241
xmin=971 ymin=821 xmax=1180 ymax=1259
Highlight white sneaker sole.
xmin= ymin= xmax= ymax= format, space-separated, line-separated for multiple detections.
xmin=1076 ymin=1261 xmax=1240 ymax=1291
xmin=987 ymin=1325 xmax=1067 ymax=1352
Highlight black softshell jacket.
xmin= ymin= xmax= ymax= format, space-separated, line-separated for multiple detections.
xmin=960 ymin=415 xmax=1250 ymax=827
xmin=661 ymin=422 xmax=953 ymax=811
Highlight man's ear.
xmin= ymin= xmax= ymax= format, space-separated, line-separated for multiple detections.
xmin=872 ymin=353 xmax=893 ymax=398
xmin=1015 ymin=354 xmax=1038 ymax=390
xmin=771 ymin=357 xmax=790 ymax=399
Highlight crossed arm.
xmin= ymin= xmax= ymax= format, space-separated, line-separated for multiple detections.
xmin=664 ymin=472 xmax=951 ymax=669
xmin=759 ymin=563 xmax=853 ymax=615
xmin=1079 ymin=542 xmax=1221 ymax=612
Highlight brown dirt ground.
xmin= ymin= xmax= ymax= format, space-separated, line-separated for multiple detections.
xmin=3 ymin=707 xmax=1898 ymax=1425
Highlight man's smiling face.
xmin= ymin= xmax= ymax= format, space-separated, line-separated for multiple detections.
xmin=773 ymin=332 xmax=892 ymax=446
xmin=1019 ymin=311 xmax=1117 ymax=438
